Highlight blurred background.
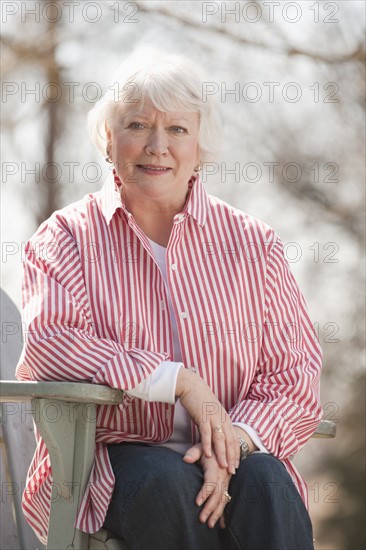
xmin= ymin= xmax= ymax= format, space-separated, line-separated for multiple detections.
xmin=1 ymin=1 xmax=365 ymax=548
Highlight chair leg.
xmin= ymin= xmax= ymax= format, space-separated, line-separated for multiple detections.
xmin=34 ymin=398 xmax=96 ymax=550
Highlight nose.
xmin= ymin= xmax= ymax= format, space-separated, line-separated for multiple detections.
xmin=145 ymin=127 xmax=169 ymax=156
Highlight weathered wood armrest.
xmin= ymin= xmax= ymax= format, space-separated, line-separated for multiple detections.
xmin=0 ymin=380 xmax=124 ymax=405
xmin=1 ymin=381 xmax=124 ymax=550
xmin=312 ymin=419 xmax=337 ymax=438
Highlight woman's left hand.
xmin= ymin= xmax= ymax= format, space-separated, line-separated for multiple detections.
xmin=183 ymin=443 xmax=232 ymax=529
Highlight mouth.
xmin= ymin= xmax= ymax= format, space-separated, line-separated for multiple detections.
xmin=136 ymin=164 xmax=172 ymax=174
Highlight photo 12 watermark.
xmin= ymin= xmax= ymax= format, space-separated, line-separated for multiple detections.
xmin=201 ymin=2 xmax=340 ymax=24
xmin=1 ymin=1 xmax=140 ymax=24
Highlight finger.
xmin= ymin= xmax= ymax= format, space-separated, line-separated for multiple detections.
xmin=183 ymin=443 xmax=202 ymax=463
xmin=234 ymin=432 xmax=241 ymax=467
xmin=219 ymin=515 xmax=226 ymax=529
xmin=225 ymin=432 xmax=238 ymax=475
xmin=195 ymin=477 xmax=218 ymax=506
xmin=211 ymin=430 xmax=228 ymax=469
xmin=199 ymin=489 xmax=229 ymax=528
xmin=199 ymin=423 xmax=212 ymax=459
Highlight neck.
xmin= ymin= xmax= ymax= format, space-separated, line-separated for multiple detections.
xmin=121 ymin=187 xmax=190 ymax=247
xmin=121 ymin=185 xmax=189 ymax=217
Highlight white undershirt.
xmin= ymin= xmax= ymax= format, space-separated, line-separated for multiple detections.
xmin=125 ymin=238 xmax=268 ymax=455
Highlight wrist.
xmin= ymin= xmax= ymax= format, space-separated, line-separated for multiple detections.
xmin=238 ymin=435 xmax=250 ymax=460
xmin=233 ymin=425 xmax=258 ymax=455
xmin=175 ymin=366 xmax=196 ymax=398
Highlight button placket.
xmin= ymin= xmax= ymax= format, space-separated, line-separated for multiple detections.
xmin=168 ymin=262 xmax=188 ymax=321
xmin=166 ymin=226 xmax=189 ymax=360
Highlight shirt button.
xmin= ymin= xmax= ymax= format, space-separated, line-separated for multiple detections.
xmin=180 ymin=311 xmax=187 ymax=319
xmin=175 ymin=214 xmax=185 ymax=223
xmin=171 ymin=263 xmax=177 ymax=270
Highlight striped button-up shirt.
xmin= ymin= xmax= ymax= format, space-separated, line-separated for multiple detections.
xmin=16 ymin=172 xmax=322 ymax=544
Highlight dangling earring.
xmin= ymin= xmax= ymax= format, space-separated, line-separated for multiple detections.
xmin=105 ymin=143 xmax=113 ymax=164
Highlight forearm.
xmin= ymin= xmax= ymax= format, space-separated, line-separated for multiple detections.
xmin=229 ymin=396 xmax=322 ymax=459
xmin=175 ymin=365 xmax=199 ymax=397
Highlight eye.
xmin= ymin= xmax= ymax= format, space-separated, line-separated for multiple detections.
xmin=170 ymin=126 xmax=187 ymax=134
xmin=127 ymin=122 xmax=145 ymax=129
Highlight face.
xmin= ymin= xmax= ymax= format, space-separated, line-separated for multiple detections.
xmin=105 ymin=98 xmax=200 ymax=200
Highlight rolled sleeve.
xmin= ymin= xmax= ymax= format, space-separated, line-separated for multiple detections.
xmin=125 ymin=361 xmax=183 ymax=404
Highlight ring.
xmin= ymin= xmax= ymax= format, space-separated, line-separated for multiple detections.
xmin=212 ymin=425 xmax=224 ymax=433
xmin=222 ymin=490 xmax=232 ymax=503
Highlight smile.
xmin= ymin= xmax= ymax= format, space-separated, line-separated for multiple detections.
xmin=137 ymin=165 xmax=172 ymax=173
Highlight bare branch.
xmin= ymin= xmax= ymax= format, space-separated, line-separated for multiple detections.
xmin=133 ymin=1 xmax=365 ymax=64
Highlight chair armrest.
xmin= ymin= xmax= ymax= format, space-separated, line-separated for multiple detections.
xmin=0 ymin=381 xmax=124 ymax=550
xmin=312 ymin=420 xmax=337 ymax=438
xmin=0 ymin=380 xmax=124 ymax=405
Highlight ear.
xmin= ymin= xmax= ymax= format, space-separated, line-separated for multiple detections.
xmin=195 ymin=144 xmax=201 ymax=167
xmin=105 ymin=122 xmax=111 ymax=142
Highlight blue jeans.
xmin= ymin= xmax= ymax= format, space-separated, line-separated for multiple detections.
xmin=103 ymin=443 xmax=314 ymax=550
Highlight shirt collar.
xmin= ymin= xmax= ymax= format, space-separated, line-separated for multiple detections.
xmin=99 ymin=171 xmax=208 ymax=227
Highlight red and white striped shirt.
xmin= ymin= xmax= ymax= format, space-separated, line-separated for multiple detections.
xmin=16 ymin=172 xmax=322 ymax=544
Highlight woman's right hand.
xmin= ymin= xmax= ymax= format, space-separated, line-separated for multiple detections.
xmin=175 ymin=367 xmax=239 ymax=475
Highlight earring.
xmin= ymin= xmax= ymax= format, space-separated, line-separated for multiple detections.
xmin=105 ymin=144 xmax=113 ymax=164
xmin=105 ymin=151 xmax=113 ymax=164
xmin=194 ymin=164 xmax=202 ymax=173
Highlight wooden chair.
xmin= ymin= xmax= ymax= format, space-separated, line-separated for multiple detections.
xmin=0 ymin=289 xmax=336 ymax=550
xmin=0 ymin=380 xmax=127 ymax=550
xmin=1 ymin=289 xmax=43 ymax=550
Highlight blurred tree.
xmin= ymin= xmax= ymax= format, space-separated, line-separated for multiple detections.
xmin=1 ymin=1 xmax=365 ymax=548
xmin=317 ymin=371 xmax=366 ymax=550
xmin=1 ymin=1 xmax=65 ymax=227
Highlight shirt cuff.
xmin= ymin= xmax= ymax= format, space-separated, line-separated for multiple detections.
xmin=124 ymin=361 xmax=183 ymax=404
xmin=232 ymin=422 xmax=269 ymax=454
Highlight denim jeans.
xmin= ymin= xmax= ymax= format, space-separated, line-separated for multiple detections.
xmin=103 ymin=443 xmax=314 ymax=550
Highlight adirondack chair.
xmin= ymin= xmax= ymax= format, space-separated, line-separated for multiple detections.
xmin=0 ymin=289 xmax=336 ymax=550
xmin=0 ymin=289 xmax=43 ymax=550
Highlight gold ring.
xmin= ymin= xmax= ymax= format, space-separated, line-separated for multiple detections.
xmin=212 ymin=425 xmax=224 ymax=433
xmin=222 ymin=490 xmax=232 ymax=503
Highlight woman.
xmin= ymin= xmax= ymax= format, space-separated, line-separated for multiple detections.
xmin=16 ymin=47 xmax=322 ymax=549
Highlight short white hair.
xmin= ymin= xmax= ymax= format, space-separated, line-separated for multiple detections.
xmin=87 ymin=46 xmax=222 ymax=163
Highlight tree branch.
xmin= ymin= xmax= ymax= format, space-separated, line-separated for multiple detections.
xmin=133 ymin=1 xmax=365 ymax=64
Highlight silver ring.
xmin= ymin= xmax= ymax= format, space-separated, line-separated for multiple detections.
xmin=222 ymin=490 xmax=232 ymax=503
xmin=212 ymin=425 xmax=224 ymax=434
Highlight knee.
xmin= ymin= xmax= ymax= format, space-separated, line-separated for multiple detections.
xmin=236 ymin=453 xmax=287 ymax=484
xmin=231 ymin=454 xmax=291 ymax=502
xmin=229 ymin=453 xmax=304 ymax=512
xmin=129 ymin=448 xmax=201 ymax=505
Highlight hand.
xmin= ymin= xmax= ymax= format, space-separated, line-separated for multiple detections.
xmin=183 ymin=443 xmax=232 ymax=529
xmin=176 ymin=367 xmax=240 ymax=474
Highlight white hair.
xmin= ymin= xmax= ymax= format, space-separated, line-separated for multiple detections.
xmin=87 ymin=46 xmax=222 ymax=163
